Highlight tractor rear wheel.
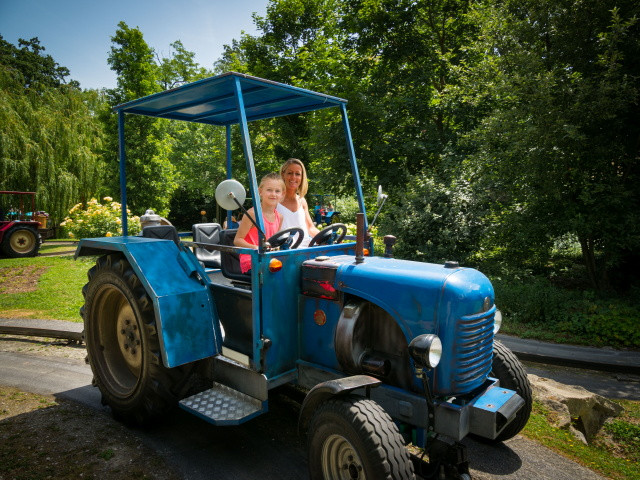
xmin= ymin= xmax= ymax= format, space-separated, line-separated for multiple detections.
xmin=82 ymin=253 xmax=196 ymax=425
xmin=1 ymin=226 xmax=40 ymax=257
xmin=307 ymin=395 xmax=415 ymax=480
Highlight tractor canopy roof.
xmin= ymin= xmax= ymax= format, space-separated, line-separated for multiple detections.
xmin=113 ymin=72 xmax=348 ymax=124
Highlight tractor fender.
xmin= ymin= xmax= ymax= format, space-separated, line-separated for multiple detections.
xmin=75 ymin=236 xmax=222 ymax=368
xmin=298 ymin=375 xmax=381 ymax=435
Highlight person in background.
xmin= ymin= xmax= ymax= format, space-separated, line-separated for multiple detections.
xmin=277 ymin=158 xmax=320 ymax=248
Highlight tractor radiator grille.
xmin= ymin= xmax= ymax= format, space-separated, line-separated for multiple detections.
xmin=450 ymin=307 xmax=495 ymax=393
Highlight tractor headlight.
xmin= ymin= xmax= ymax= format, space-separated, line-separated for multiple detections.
xmin=408 ymin=334 xmax=442 ymax=369
xmin=494 ymin=309 xmax=502 ymax=334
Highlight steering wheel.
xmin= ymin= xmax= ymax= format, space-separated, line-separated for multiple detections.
xmin=309 ymin=223 xmax=347 ymax=247
xmin=267 ymin=227 xmax=305 ymax=249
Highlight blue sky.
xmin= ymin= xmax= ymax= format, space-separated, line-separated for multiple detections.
xmin=0 ymin=0 xmax=269 ymax=90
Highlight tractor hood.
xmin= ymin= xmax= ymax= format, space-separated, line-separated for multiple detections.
xmin=304 ymin=254 xmax=497 ymax=395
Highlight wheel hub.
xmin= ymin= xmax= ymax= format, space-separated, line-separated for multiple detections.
xmin=322 ymin=434 xmax=365 ymax=480
xmin=116 ymin=304 xmax=142 ymax=373
xmin=10 ymin=231 xmax=35 ymax=253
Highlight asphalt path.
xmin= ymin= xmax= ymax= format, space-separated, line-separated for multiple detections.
xmin=0 ymin=348 xmax=619 ymax=480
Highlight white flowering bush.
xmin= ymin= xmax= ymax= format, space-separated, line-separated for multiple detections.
xmin=60 ymin=197 xmax=141 ymax=238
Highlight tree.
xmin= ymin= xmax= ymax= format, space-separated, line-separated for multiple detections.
xmin=0 ymin=65 xmax=104 ymax=225
xmin=0 ymin=35 xmax=79 ymax=90
xmin=101 ymin=22 xmax=177 ymax=217
xmin=458 ymin=0 xmax=640 ymax=289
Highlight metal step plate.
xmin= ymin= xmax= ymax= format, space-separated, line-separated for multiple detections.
xmin=179 ymin=382 xmax=266 ymax=426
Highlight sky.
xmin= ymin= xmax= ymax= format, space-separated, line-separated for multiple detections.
xmin=0 ymin=0 xmax=269 ymax=90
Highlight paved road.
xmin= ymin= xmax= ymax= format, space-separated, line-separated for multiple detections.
xmin=0 ymin=349 xmax=613 ymax=480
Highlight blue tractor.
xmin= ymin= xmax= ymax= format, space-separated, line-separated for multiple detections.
xmin=77 ymin=73 xmax=531 ymax=480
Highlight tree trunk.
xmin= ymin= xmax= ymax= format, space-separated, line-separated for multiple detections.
xmin=578 ymin=234 xmax=599 ymax=290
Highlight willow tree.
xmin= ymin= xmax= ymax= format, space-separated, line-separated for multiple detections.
xmin=0 ymin=65 xmax=104 ymax=225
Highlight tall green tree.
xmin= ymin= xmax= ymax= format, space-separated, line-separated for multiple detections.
xmin=101 ymin=22 xmax=177 ymax=216
xmin=458 ymin=0 xmax=640 ymax=289
xmin=0 ymin=35 xmax=78 ymax=89
xmin=0 ymin=66 xmax=104 ymax=225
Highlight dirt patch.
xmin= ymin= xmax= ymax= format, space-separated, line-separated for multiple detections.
xmin=0 ymin=337 xmax=180 ymax=480
xmin=0 ymin=386 xmax=181 ymax=480
xmin=0 ymin=265 xmax=49 ymax=294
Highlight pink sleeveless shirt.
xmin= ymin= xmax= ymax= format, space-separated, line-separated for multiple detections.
xmin=239 ymin=209 xmax=281 ymax=273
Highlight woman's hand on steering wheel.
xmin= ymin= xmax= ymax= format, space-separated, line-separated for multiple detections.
xmin=267 ymin=227 xmax=305 ymax=249
xmin=309 ymin=223 xmax=347 ymax=247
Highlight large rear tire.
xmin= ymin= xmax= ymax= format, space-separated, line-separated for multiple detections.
xmin=1 ymin=226 xmax=40 ymax=257
xmin=307 ymin=395 xmax=415 ymax=480
xmin=491 ymin=340 xmax=532 ymax=441
xmin=82 ymin=254 xmax=197 ymax=425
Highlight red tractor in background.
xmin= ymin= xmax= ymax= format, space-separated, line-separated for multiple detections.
xmin=0 ymin=191 xmax=49 ymax=258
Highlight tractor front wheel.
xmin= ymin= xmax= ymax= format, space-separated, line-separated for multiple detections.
xmin=490 ymin=340 xmax=532 ymax=441
xmin=82 ymin=254 xmax=191 ymax=425
xmin=307 ymin=395 xmax=415 ymax=480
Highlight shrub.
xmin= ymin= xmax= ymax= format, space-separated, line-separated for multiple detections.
xmin=493 ymin=274 xmax=640 ymax=349
xmin=60 ymin=197 xmax=141 ymax=239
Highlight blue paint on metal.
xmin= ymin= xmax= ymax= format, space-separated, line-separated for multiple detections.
xmin=340 ymin=104 xmax=367 ymax=223
xmin=233 ymin=76 xmax=265 ymax=244
xmin=75 ymin=237 xmax=221 ymax=368
xmin=112 ymin=72 xmax=347 ymax=126
xmin=324 ymin=255 xmax=495 ymax=395
xmin=470 ymin=384 xmax=517 ymax=413
xmin=225 ymin=124 xmax=233 ymax=228
xmin=299 ymin=297 xmax=343 ymax=371
xmin=117 ymin=110 xmax=128 ymax=236
xmin=435 ymin=269 xmax=495 ymax=395
xmin=253 ymin=244 xmax=355 ymax=378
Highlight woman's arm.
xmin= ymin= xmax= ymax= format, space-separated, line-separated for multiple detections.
xmin=233 ymin=208 xmax=258 ymax=249
xmin=300 ymin=197 xmax=320 ymax=236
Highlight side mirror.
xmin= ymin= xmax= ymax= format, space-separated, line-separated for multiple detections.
xmin=215 ymin=179 xmax=246 ymax=210
xmin=377 ymin=185 xmax=388 ymax=206
xmin=369 ymin=185 xmax=388 ymax=230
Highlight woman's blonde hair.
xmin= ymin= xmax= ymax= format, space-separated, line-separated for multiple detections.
xmin=280 ymin=158 xmax=309 ymax=197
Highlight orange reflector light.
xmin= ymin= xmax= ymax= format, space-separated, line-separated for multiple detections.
xmin=363 ymin=248 xmax=370 ymax=256
xmin=269 ymin=258 xmax=283 ymax=272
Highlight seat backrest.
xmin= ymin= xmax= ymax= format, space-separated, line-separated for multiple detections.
xmin=192 ymin=223 xmax=221 ymax=268
xmin=142 ymin=225 xmax=180 ymax=245
xmin=219 ymin=229 xmax=251 ymax=282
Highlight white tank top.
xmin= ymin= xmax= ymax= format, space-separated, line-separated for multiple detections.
xmin=277 ymin=199 xmax=312 ymax=248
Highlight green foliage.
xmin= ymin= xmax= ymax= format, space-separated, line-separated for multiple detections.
xmin=334 ymin=195 xmax=360 ymax=224
xmin=61 ymin=197 xmax=141 ymax=239
xmin=604 ymin=420 xmax=640 ymax=461
xmin=379 ymin=173 xmax=486 ymax=264
xmin=458 ymin=0 xmax=640 ymax=290
xmin=493 ymin=275 xmax=640 ymax=349
xmin=0 ymin=35 xmax=77 ymax=89
xmin=101 ymin=22 xmax=177 ymax=217
xmin=0 ymin=62 xmax=105 ymax=226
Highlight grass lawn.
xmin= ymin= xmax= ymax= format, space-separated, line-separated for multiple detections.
xmin=0 ymin=254 xmax=94 ymax=322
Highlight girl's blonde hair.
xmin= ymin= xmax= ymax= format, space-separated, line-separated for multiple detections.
xmin=280 ymin=158 xmax=309 ymax=197
xmin=259 ymin=172 xmax=285 ymax=190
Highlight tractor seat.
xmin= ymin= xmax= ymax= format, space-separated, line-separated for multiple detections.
xmin=192 ymin=223 xmax=222 ymax=268
xmin=142 ymin=225 xmax=180 ymax=245
xmin=219 ymin=229 xmax=251 ymax=283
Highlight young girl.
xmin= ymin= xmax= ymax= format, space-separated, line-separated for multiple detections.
xmin=234 ymin=173 xmax=285 ymax=273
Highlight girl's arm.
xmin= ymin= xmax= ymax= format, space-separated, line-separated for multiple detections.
xmin=234 ymin=208 xmax=258 ymax=249
xmin=301 ymin=197 xmax=320 ymax=236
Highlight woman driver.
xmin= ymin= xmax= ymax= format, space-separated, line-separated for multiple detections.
xmin=276 ymin=158 xmax=320 ymax=248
